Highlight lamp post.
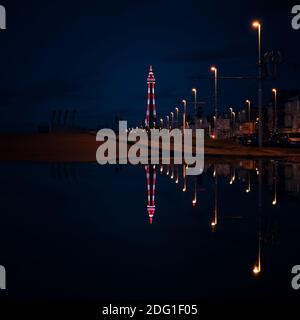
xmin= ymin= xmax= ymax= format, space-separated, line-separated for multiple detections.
xmin=246 ymin=99 xmax=251 ymax=122
xmin=272 ymin=88 xmax=277 ymax=132
xmin=175 ymin=107 xmax=179 ymax=128
xmin=232 ymin=111 xmax=236 ymax=124
xmin=213 ymin=115 xmax=216 ymax=127
xmin=192 ymin=88 xmax=197 ymax=117
xmin=182 ymin=99 xmax=187 ymax=132
xmin=166 ymin=115 xmax=169 ymax=130
xmin=210 ymin=66 xmax=218 ymax=119
xmin=229 ymin=107 xmax=233 ymax=120
xmin=252 ymin=21 xmax=263 ymax=148
xmin=170 ymin=112 xmax=174 ymax=129
xmin=229 ymin=108 xmax=233 ymax=137
xmin=160 ymin=118 xmax=163 ymax=129
xmin=232 ymin=111 xmax=236 ymax=137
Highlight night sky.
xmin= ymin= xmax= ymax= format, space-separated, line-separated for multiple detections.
xmin=0 ymin=0 xmax=298 ymax=131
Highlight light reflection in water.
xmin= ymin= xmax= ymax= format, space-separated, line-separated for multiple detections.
xmin=145 ymin=159 xmax=300 ymax=279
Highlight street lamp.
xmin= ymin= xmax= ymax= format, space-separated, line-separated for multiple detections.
xmin=166 ymin=115 xmax=169 ymax=130
xmin=245 ymin=99 xmax=251 ymax=122
xmin=210 ymin=66 xmax=218 ymax=119
xmin=252 ymin=21 xmax=263 ymax=148
xmin=170 ymin=112 xmax=174 ymax=129
xmin=213 ymin=115 xmax=216 ymax=133
xmin=182 ymin=99 xmax=187 ymax=131
xmin=272 ymin=88 xmax=277 ymax=132
xmin=229 ymin=107 xmax=233 ymax=125
xmin=175 ymin=107 xmax=179 ymax=128
xmin=232 ymin=111 xmax=236 ymax=124
xmin=160 ymin=118 xmax=163 ymax=129
xmin=192 ymin=88 xmax=197 ymax=116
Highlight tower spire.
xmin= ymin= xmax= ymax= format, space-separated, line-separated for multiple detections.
xmin=145 ymin=65 xmax=156 ymax=128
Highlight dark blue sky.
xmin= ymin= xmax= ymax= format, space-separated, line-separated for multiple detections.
xmin=0 ymin=0 xmax=298 ymax=131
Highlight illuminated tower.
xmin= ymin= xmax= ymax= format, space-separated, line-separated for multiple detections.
xmin=145 ymin=65 xmax=156 ymax=128
xmin=145 ymin=165 xmax=156 ymax=224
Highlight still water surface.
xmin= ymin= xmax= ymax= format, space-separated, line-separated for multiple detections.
xmin=0 ymin=159 xmax=299 ymax=300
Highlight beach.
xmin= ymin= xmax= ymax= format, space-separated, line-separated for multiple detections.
xmin=1 ymin=133 xmax=300 ymax=162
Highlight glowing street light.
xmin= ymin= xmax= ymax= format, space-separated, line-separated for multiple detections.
xmin=170 ymin=112 xmax=174 ymax=129
xmin=210 ymin=66 xmax=218 ymax=119
xmin=229 ymin=168 xmax=236 ymax=185
xmin=192 ymin=180 xmax=197 ymax=207
xmin=252 ymin=20 xmax=263 ymax=148
xmin=182 ymin=165 xmax=187 ymax=192
xmin=272 ymin=190 xmax=277 ymax=205
xmin=229 ymin=107 xmax=233 ymax=122
xmin=213 ymin=115 xmax=216 ymax=127
xmin=245 ymin=99 xmax=251 ymax=122
xmin=252 ymin=232 xmax=262 ymax=276
xmin=211 ymin=175 xmax=218 ymax=231
xmin=213 ymin=168 xmax=216 ymax=178
xmin=272 ymin=162 xmax=278 ymax=205
xmin=192 ymin=88 xmax=197 ymax=116
xmin=245 ymin=172 xmax=251 ymax=193
xmin=272 ymin=88 xmax=278 ymax=132
xmin=232 ymin=111 xmax=236 ymax=124
xmin=160 ymin=118 xmax=163 ymax=129
xmin=175 ymin=107 xmax=179 ymax=128
xmin=182 ymin=99 xmax=187 ymax=132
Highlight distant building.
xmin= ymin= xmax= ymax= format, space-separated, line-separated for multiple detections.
xmin=267 ymin=91 xmax=300 ymax=133
xmin=283 ymin=94 xmax=300 ymax=132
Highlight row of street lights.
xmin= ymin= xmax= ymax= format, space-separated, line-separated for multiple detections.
xmin=231 ymin=86 xmax=277 ymax=130
xmin=159 ymin=20 xmax=277 ymax=141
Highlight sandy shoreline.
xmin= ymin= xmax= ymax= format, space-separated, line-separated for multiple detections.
xmin=0 ymin=133 xmax=300 ymax=163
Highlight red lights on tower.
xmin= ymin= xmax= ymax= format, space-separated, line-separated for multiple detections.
xmin=144 ymin=66 xmax=157 ymax=224
xmin=145 ymin=65 xmax=156 ymax=128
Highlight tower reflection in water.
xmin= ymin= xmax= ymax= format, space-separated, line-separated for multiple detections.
xmin=145 ymin=165 xmax=156 ymax=224
xmin=143 ymin=160 xmax=300 ymax=279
